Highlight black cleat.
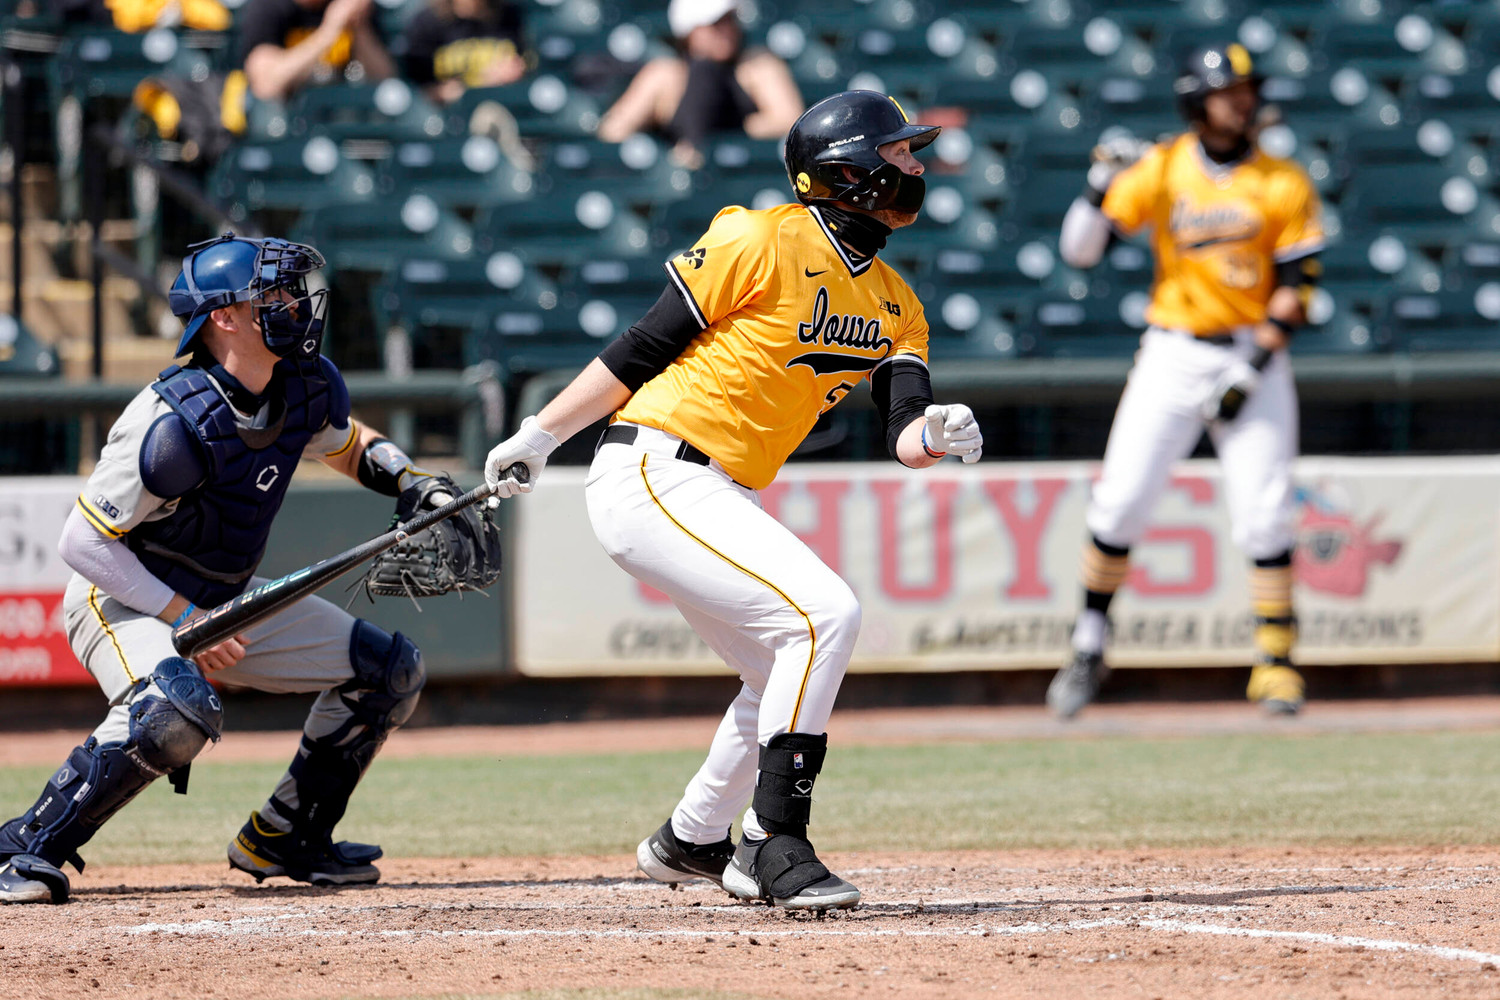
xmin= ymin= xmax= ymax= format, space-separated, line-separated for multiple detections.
xmin=227 ymin=812 xmax=381 ymax=886
xmin=636 ymin=820 xmax=733 ymax=888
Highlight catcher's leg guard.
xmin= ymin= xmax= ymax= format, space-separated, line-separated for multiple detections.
xmin=0 ymin=658 xmax=221 ymax=883
xmin=722 ymin=733 xmax=860 ymax=910
xmin=235 ymin=622 xmax=422 ymax=883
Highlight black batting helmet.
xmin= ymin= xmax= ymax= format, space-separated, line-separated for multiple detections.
xmin=1174 ymin=42 xmax=1263 ymax=122
xmin=784 ymin=90 xmax=940 ymax=213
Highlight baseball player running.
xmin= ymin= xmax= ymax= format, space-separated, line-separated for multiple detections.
xmin=0 ymin=234 xmax=441 ymax=903
xmin=1047 ymin=43 xmax=1323 ymax=719
xmin=483 ymin=91 xmax=981 ymax=910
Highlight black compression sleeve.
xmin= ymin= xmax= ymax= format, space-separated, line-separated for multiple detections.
xmin=597 ymin=283 xmax=703 ymax=391
xmin=357 ymin=437 xmax=412 ymax=496
xmin=871 ymin=358 xmax=935 ymax=461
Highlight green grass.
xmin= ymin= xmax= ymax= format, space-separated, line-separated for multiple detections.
xmin=5 ymin=730 xmax=1499 ymax=866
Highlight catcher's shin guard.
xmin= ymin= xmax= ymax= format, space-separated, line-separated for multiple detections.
xmin=721 ymin=733 xmax=861 ymax=910
xmin=0 ymin=659 xmax=221 ymax=879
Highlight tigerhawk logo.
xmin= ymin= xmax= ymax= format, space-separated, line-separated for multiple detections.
xmin=677 ymin=247 xmax=706 ymax=269
xmin=786 ymin=285 xmax=893 ymax=376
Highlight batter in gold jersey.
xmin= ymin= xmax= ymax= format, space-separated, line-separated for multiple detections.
xmin=1049 ymin=43 xmax=1324 ymax=720
xmin=484 ymin=91 xmax=982 ymax=910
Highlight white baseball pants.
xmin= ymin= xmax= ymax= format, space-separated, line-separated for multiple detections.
xmin=585 ymin=424 xmax=861 ymax=844
xmin=1087 ymin=327 xmax=1298 ymax=560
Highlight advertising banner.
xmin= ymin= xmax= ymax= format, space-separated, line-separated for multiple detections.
xmin=0 ymin=479 xmax=92 ymax=685
xmin=515 ymin=457 xmax=1500 ymax=676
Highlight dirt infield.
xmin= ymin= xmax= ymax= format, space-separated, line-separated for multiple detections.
xmin=8 ymin=847 xmax=1500 ymax=1000
xmin=8 ymin=700 xmax=1500 ymax=999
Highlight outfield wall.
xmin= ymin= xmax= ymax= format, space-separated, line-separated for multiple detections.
xmin=515 ymin=457 xmax=1500 ymax=676
xmin=2 ymin=455 xmax=1497 ymax=686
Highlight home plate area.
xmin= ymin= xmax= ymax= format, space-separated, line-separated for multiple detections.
xmin=7 ymin=847 xmax=1500 ymax=1000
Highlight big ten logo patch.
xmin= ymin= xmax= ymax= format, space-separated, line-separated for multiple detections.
xmin=93 ymin=496 xmax=122 ymax=520
xmin=879 ymin=299 xmax=900 ymax=317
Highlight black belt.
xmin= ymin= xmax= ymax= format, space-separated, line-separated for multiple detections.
xmin=1199 ymin=333 xmax=1235 ymax=347
xmin=598 ymin=423 xmax=717 ymax=467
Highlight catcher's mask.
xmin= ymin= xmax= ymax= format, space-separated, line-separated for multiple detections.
xmin=784 ymin=90 xmax=940 ymax=214
xmin=169 ymin=232 xmax=328 ymax=364
xmin=1174 ymin=43 xmax=1263 ymax=124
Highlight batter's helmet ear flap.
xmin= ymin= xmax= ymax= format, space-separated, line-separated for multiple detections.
xmin=784 ymin=90 xmax=939 ymax=211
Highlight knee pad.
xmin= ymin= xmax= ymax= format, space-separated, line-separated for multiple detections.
xmin=752 ymin=732 xmax=828 ymax=838
xmin=346 ymin=621 xmax=425 ymax=732
xmin=128 ymin=657 xmax=224 ymax=775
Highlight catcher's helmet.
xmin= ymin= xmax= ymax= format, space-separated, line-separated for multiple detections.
xmin=784 ymin=90 xmax=940 ymax=213
xmin=1174 ymin=43 xmax=1262 ymax=122
xmin=169 ymin=232 xmax=328 ymax=361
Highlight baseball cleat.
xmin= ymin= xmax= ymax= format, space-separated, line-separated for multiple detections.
xmin=1247 ymin=664 xmax=1305 ymax=716
xmin=636 ymin=820 xmax=733 ymax=888
xmin=228 ymin=812 xmax=382 ymax=886
xmin=1047 ymin=649 xmax=1107 ymax=720
xmin=0 ymin=854 xmax=69 ymax=904
xmin=722 ymin=834 xmax=860 ymax=911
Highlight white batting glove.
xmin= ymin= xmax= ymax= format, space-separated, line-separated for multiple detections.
xmin=923 ymin=403 xmax=983 ymax=464
xmin=1087 ymin=135 xmax=1149 ymax=194
xmin=1201 ymin=361 xmax=1261 ymax=423
xmin=484 ymin=415 xmax=560 ymax=500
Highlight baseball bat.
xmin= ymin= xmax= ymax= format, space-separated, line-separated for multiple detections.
xmin=171 ymin=468 xmax=527 ymax=658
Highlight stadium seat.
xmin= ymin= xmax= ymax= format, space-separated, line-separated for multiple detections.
xmin=443 ymin=75 xmax=603 ymax=140
xmin=285 ymin=81 xmax=447 ymax=145
xmin=931 ymin=75 xmax=1085 ymax=136
xmin=1001 ymin=19 xmax=1159 ymax=81
xmin=1254 ymin=0 xmax=1413 ymax=32
xmin=898 ymin=188 xmax=1002 ymax=254
xmin=927 ymin=287 xmax=1033 ymax=360
xmin=291 ymin=196 xmax=475 ymax=273
xmin=701 ymin=136 xmax=787 ymax=185
xmin=1377 ymin=287 xmax=1500 ymax=352
xmin=999 ymin=132 xmax=1096 ymax=242
xmin=1341 ymin=163 xmax=1500 ymax=244
xmin=540 ymin=136 xmax=694 ymax=214
xmin=474 ymin=195 xmax=653 ymax=267
xmin=375 ymin=135 xmax=536 ymax=210
xmin=762 ymin=21 xmax=845 ymax=100
xmin=371 ymin=254 xmax=559 ymax=368
xmin=1401 ymin=68 xmax=1500 ymax=142
xmin=208 ymin=134 xmax=378 ymax=223
xmin=1294 ymin=296 xmax=1386 ymax=355
xmin=1078 ymin=73 xmax=1179 ymax=139
xmin=1258 ymin=69 xmax=1403 ymax=132
xmin=570 ymin=256 xmax=670 ymax=301
xmin=1320 ymin=235 xmax=1440 ymax=312
xmin=0 ymin=313 xmax=59 ymax=376
xmin=48 ymin=27 xmax=214 ymax=105
xmin=464 ymin=298 xmax=617 ymax=376
xmin=649 ymin=179 xmax=793 ymax=256
xmin=1309 ymin=12 xmax=1466 ymax=78
xmin=1023 ymin=291 xmax=1149 ymax=359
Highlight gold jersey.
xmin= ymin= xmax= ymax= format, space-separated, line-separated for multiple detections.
xmin=616 ymin=203 xmax=929 ymax=490
xmin=1103 ymin=133 xmax=1324 ymax=335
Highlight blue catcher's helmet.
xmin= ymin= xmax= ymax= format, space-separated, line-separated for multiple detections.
xmin=168 ymin=233 xmax=328 ymax=361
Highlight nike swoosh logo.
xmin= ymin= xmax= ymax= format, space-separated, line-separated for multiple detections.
xmin=805 ymin=268 xmax=828 ymax=277
xmin=1183 ymin=234 xmax=1246 ymax=250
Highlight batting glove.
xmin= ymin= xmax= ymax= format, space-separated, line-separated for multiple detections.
xmin=484 ymin=415 xmax=560 ymax=500
xmin=1087 ymin=135 xmax=1150 ymax=194
xmin=923 ymin=403 xmax=983 ymax=463
xmin=1202 ymin=361 xmax=1261 ymax=423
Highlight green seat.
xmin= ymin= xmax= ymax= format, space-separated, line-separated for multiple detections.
xmin=49 ymin=28 xmax=214 ymax=103
xmin=1401 ymin=69 xmax=1500 ymax=140
xmin=376 ymin=135 xmax=536 ymax=209
xmin=445 ymin=76 xmax=601 ymax=140
xmin=1378 ymin=287 xmax=1500 ymax=352
xmin=1079 ymin=74 xmax=1178 ymax=139
xmin=1311 ymin=14 xmax=1465 ymax=78
xmin=1024 ymin=293 xmax=1147 ymax=360
xmin=285 ymin=81 xmax=447 ymax=143
xmin=372 ymin=254 xmax=559 ymax=368
xmin=1002 ymin=20 xmax=1157 ymax=81
xmin=207 ymin=134 xmax=377 ymax=224
xmin=464 ymin=301 xmax=608 ymax=376
xmin=1341 ymin=164 xmax=1498 ymax=244
xmin=649 ymin=178 xmax=792 ymax=256
xmin=474 ymin=195 xmax=652 ymax=268
xmin=569 ymin=256 xmax=670 ymax=300
xmin=541 ymin=136 xmax=694 ymax=214
xmin=1258 ymin=70 xmax=1403 ymax=132
xmin=932 ymin=75 xmax=1084 ymax=135
xmin=0 ymin=314 xmax=59 ymax=376
xmin=291 ymin=197 xmax=475 ymax=273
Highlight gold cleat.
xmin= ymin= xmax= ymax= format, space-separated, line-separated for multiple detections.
xmin=1247 ymin=664 xmax=1305 ymax=716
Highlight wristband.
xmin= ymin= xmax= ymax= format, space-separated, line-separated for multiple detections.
xmin=1266 ymin=315 xmax=1296 ymax=336
xmin=1247 ymin=345 xmax=1275 ymax=371
xmin=170 ymin=603 xmax=196 ymax=629
xmin=921 ymin=425 xmax=947 ymax=459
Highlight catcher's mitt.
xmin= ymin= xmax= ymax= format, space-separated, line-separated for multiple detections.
xmin=361 ymin=475 xmax=502 ymax=602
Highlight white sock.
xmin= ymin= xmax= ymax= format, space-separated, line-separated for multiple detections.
xmin=1072 ymin=608 xmax=1107 ymax=654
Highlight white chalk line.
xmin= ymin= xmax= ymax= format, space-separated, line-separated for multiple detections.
xmin=113 ymin=912 xmax=1500 ymax=966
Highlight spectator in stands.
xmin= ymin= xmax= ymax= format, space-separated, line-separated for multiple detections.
xmin=597 ymin=0 xmax=802 ymax=168
xmin=66 ymin=0 xmax=232 ymax=30
xmin=399 ymin=0 xmax=528 ymax=105
xmin=239 ymin=0 xmax=397 ymax=104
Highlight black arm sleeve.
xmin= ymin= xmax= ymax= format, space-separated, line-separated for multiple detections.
xmin=597 ymin=283 xmax=703 ymax=391
xmin=870 ymin=358 xmax=935 ymax=462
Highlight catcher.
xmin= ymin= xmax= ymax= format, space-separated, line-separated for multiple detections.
xmin=0 ymin=232 xmax=493 ymax=904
